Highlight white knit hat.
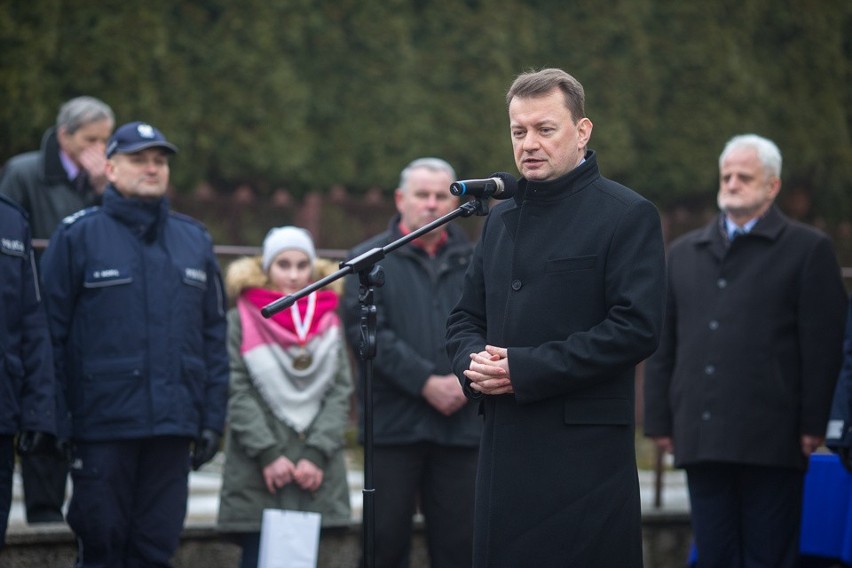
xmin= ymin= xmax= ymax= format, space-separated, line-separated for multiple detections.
xmin=261 ymin=226 xmax=316 ymax=272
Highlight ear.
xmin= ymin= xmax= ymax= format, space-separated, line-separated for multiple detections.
xmin=768 ymin=176 xmax=782 ymax=199
xmin=576 ymin=117 xmax=593 ymax=149
xmin=104 ymin=157 xmax=117 ymax=183
xmin=56 ymin=126 xmax=69 ymax=147
xmin=394 ymin=188 xmax=404 ymax=213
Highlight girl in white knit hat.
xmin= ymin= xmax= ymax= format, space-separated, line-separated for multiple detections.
xmin=217 ymin=226 xmax=352 ymax=567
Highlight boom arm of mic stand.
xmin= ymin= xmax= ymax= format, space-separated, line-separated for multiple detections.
xmin=260 ymin=197 xmax=486 ymax=318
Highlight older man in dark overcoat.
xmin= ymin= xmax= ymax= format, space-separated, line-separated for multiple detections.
xmin=446 ymin=68 xmax=666 ymax=567
xmin=644 ymin=134 xmax=847 ymax=568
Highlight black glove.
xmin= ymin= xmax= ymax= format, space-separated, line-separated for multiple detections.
xmin=191 ymin=429 xmax=221 ymax=471
xmin=16 ymin=431 xmax=56 ymax=456
xmin=55 ymin=437 xmax=73 ymax=463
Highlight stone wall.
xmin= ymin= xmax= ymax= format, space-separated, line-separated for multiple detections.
xmin=1 ymin=515 xmax=692 ymax=568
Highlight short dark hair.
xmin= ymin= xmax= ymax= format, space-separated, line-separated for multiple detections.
xmin=506 ymin=68 xmax=585 ymax=123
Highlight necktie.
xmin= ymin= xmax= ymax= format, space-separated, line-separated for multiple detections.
xmin=731 ymin=228 xmax=746 ymax=241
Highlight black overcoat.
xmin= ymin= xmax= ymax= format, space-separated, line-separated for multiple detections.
xmin=644 ymin=206 xmax=847 ymax=469
xmin=447 ymin=152 xmax=666 ymax=567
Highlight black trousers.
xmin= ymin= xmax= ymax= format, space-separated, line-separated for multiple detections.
xmin=237 ymin=532 xmax=261 ymax=568
xmin=67 ymin=437 xmax=191 ymax=568
xmin=686 ymin=462 xmax=804 ymax=568
xmin=365 ymin=443 xmax=478 ymax=568
xmin=20 ymin=450 xmax=67 ymax=523
xmin=0 ymin=436 xmax=14 ymax=549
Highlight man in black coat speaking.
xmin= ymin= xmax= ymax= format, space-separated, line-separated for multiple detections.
xmin=446 ymin=68 xmax=666 ymax=567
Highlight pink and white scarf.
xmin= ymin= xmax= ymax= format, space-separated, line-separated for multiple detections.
xmin=238 ymin=288 xmax=342 ymax=432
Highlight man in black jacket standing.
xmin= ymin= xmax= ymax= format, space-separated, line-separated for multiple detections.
xmin=644 ymin=134 xmax=847 ymax=567
xmin=0 ymin=95 xmax=114 ymax=524
xmin=343 ymin=157 xmax=479 ymax=568
xmin=0 ymin=96 xmax=114 ymax=240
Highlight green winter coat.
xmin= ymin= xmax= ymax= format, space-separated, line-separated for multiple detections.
xmin=217 ymin=257 xmax=353 ymax=531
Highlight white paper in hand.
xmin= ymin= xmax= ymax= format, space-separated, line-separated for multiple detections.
xmin=258 ymin=509 xmax=322 ymax=568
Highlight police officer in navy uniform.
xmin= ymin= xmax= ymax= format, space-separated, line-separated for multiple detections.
xmin=39 ymin=122 xmax=229 ymax=567
xmin=0 ymin=195 xmax=56 ymax=548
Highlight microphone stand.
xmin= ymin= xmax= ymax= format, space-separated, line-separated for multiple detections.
xmin=261 ymin=196 xmax=490 ymax=568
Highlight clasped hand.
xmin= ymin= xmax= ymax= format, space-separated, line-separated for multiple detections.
xmin=263 ymin=456 xmax=324 ymax=494
xmin=422 ymin=374 xmax=467 ymax=416
xmin=464 ymin=345 xmax=513 ymax=395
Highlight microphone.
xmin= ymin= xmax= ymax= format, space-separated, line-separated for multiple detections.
xmin=450 ymin=172 xmax=517 ymax=200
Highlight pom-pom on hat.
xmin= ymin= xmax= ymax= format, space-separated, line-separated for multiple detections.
xmin=262 ymin=226 xmax=316 ymax=272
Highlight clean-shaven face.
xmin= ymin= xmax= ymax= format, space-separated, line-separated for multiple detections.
xmin=395 ymin=167 xmax=457 ymax=232
xmin=268 ymin=249 xmax=313 ymax=294
xmin=509 ymin=88 xmax=592 ymax=182
xmin=106 ymin=148 xmax=170 ymax=200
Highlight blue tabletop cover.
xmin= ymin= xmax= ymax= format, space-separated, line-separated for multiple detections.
xmin=800 ymin=452 xmax=852 ymax=563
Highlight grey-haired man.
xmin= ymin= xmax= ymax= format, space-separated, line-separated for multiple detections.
xmin=343 ymin=158 xmax=480 ymax=567
xmin=0 ymin=96 xmax=114 ymax=240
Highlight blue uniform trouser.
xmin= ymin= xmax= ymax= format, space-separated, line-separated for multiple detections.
xmin=0 ymin=436 xmax=13 ymax=549
xmin=67 ymin=437 xmax=191 ymax=568
xmin=686 ymin=462 xmax=804 ymax=568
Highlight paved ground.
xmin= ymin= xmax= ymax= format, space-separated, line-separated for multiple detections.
xmin=7 ymin=452 xmax=689 ymax=529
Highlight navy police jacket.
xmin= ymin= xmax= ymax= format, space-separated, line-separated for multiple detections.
xmin=0 ymin=194 xmax=55 ymax=436
xmin=40 ymin=186 xmax=229 ymax=442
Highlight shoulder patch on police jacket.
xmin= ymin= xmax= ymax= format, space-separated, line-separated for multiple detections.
xmin=183 ymin=267 xmax=208 ymax=289
xmin=62 ymin=207 xmax=98 ymax=225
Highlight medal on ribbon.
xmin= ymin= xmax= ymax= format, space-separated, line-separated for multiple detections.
xmin=290 ymin=292 xmax=316 ymax=370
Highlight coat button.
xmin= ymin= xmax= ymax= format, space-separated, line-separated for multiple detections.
xmin=704 ymin=365 xmax=715 ymax=375
xmin=702 ymin=411 xmax=711 ymax=421
xmin=717 ymin=278 xmax=727 ymax=289
xmin=708 ymin=320 xmax=719 ymax=330
xmin=511 ymin=279 xmax=522 ymax=291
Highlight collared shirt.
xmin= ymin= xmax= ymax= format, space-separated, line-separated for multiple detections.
xmin=59 ymin=149 xmax=80 ymax=181
xmin=397 ymin=221 xmax=448 ymax=257
xmin=724 ymin=216 xmax=759 ymax=241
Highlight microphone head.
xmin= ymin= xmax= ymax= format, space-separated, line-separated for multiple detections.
xmin=490 ymin=172 xmax=518 ymax=199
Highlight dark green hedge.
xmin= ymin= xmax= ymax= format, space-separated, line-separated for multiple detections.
xmin=1 ymin=0 xmax=849 ymax=220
